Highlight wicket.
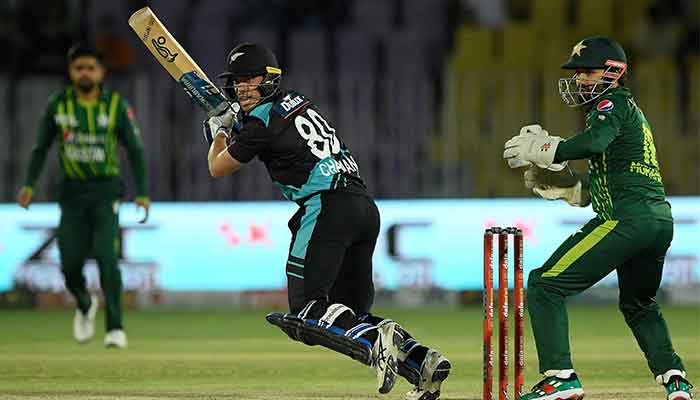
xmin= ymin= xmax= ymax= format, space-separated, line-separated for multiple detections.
xmin=483 ymin=227 xmax=524 ymax=400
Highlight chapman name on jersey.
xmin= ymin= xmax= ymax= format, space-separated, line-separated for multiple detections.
xmin=228 ymin=90 xmax=365 ymax=202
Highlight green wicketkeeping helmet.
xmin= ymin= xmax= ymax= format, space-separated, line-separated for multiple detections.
xmin=558 ymin=36 xmax=628 ymax=107
xmin=561 ymin=36 xmax=627 ymax=70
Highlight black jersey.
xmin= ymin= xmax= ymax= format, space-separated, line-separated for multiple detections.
xmin=227 ymin=90 xmax=365 ymax=202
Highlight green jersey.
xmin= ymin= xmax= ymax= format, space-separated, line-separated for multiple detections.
xmin=24 ymin=86 xmax=148 ymax=198
xmin=555 ymin=87 xmax=671 ymax=221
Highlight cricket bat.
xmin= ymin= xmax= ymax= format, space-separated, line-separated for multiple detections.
xmin=128 ymin=7 xmax=229 ymax=117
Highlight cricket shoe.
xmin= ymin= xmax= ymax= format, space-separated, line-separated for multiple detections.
xmin=104 ymin=329 xmax=128 ymax=348
xmin=405 ymin=349 xmax=451 ymax=400
xmin=372 ymin=320 xmax=401 ymax=394
xmin=517 ymin=373 xmax=584 ymax=400
xmin=73 ymin=294 xmax=98 ymax=343
xmin=661 ymin=374 xmax=693 ymax=400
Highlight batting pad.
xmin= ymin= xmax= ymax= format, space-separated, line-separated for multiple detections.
xmin=266 ymin=312 xmax=372 ymax=365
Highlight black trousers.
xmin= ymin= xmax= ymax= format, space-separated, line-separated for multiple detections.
xmin=286 ymin=190 xmax=380 ymax=315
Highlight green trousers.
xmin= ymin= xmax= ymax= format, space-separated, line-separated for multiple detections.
xmin=58 ymin=194 xmax=122 ymax=331
xmin=527 ymin=216 xmax=684 ymax=377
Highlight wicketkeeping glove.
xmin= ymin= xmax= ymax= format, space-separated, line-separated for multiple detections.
xmin=505 ymin=124 xmax=568 ymax=171
xmin=524 ymin=166 xmax=590 ymax=207
xmin=504 ymin=133 xmax=564 ymax=170
xmin=524 ymin=165 xmax=579 ymax=189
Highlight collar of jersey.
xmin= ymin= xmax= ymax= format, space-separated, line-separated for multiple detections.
xmin=607 ymin=86 xmax=630 ymax=97
xmin=76 ymin=98 xmax=98 ymax=108
xmin=248 ymin=101 xmax=274 ymax=127
xmin=67 ymin=85 xmax=111 ymax=106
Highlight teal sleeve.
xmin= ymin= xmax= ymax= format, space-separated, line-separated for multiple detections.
xmin=116 ymin=99 xmax=149 ymax=197
xmin=24 ymin=101 xmax=57 ymax=188
xmin=554 ymin=109 xmax=622 ymax=162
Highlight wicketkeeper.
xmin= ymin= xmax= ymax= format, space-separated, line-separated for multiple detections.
xmin=503 ymin=36 xmax=693 ymax=400
xmin=203 ymin=42 xmax=451 ymax=400
xmin=17 ymin=42 xmax=150 ymax=349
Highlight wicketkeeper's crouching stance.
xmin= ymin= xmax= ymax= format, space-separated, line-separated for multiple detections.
xmin=503 ymin=36 xmax=693 ymax=400
xmin=203 ymin=42 xmax=450 ymax=399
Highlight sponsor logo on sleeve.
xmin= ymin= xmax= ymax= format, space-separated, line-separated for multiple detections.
xmin=278 ymin=94 xmax=309 ymax=118
xmin=280 ymin=95 xmax=304 ymax=112
xmin=596 ymin=99 xmax=614 ymax=112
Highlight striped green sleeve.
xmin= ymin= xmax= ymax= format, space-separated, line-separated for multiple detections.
xmin=116 ymin=98 xmax=149 ymax=197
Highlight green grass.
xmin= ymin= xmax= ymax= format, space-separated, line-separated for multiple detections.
xmin=0 ymin=306 xmax=697 ymax=399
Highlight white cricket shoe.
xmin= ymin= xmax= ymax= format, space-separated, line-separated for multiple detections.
xmin=405 ymin=349 xmax=452 ymax=400
xmin=73 ymin=294 xmax=98 ymax=343
xmin=373 ymin=320 xmax=401 ymax=394
xmin=104 ymin=329 xmax=128 ymax=348
xmin=658 ymin=370 xmax=694 ymax=400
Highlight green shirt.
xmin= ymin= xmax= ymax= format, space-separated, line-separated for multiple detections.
xmin=555 ymin=87 xmax=671 ymax=221
xmin=24 ymin=86 xmax=148 ymax=197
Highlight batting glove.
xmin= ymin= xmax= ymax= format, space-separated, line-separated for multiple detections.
xmin=203 ymin=104 xmax=239 ymax=145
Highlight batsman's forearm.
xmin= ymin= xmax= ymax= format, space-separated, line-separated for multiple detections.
xmin=207 ymin=135 xmax=227 ymax=176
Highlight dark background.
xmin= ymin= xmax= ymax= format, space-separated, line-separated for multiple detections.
xmin=0 ymin=0 xmax=697 ymax=202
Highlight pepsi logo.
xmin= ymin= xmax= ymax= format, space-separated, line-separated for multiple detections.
xmin=596 ymin=99 xmax=614 ymax=112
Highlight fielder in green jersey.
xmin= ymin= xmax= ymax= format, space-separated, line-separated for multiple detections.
xmin=503 ymin=37 xmax=693 ymax=400
xmin=17 ymin=43 xmax=150 ymax=349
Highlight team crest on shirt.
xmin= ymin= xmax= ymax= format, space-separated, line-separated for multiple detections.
xmin=63 ymin=129 xmax=74 ymax=142
xmin=596 ymin=99 xmax=614 ymax=112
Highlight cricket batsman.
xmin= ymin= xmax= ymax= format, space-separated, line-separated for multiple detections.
xmin=502 ymin=36 xmax=693 ymax=400
xmin=17 ymin=42 xmax=150 ymax=349
xmin=203 ymin=42 xmax=450 ymax=399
